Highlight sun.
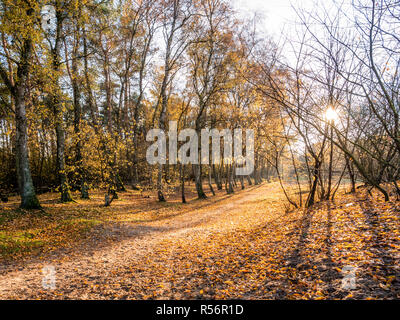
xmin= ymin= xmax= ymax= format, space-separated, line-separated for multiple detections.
xmin=325 ymin=107 xmax=339 ymax=123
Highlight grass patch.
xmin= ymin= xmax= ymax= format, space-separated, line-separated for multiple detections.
xmin=0 ymin=231 xmax=46 ymax=258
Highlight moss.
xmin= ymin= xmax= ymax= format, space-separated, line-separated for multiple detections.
xmin=56 ymin=218 xmax=102 ymax=234
xmin=0 ymin=231 xmax=45 ymax=259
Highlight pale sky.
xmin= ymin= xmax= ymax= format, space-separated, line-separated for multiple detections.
xmin=234 ymin=0 xmax=295 ymax=35
xmin=232 ymin=0 xmax=318 ymax=66
xmin=233 ymin=0 xmax=325 ymax=40
xmin=233 ymin=0 xmax=355 ymax=67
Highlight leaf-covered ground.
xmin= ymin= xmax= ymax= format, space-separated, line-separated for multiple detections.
xmin=0 ymin=183 xmax=399 ymax=299
xmin=0 ymin=185 xmax=232 ymax=260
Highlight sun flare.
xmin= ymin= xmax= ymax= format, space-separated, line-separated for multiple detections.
xmin=325 ymin=107 xmax=339 ymax=123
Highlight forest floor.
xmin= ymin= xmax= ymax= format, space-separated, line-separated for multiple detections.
xmin=0 ymin=182 xmax=400 ymax=299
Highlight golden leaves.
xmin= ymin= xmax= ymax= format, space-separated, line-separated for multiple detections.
xmin=1 ymin=183 xmax=400 ymax=299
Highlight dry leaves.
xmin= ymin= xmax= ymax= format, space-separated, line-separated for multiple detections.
xmin=1 ymin=183 xmax=399 ymax=300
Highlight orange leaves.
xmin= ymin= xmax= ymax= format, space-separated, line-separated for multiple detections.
xmin=2 ymin=183 xmax=400 ymax=300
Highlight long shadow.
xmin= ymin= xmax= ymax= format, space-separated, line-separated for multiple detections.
xmin=272 ymin=203 xmax=340 ymax=299
xmin=286 ymin=208 xmax=315 ymax=268
xmin=263 ymin=207 xmax=315 ymax=299
xmin=319 ymin=203 xmax=341 ymax=299
xmin=358 ymin=200 xmax=399 ymax=298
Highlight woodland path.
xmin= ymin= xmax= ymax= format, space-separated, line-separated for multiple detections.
xmin=0 ymin=184 xmax=277 ymax=299
xmin=2 ymin=182 xmax=398 ymax=300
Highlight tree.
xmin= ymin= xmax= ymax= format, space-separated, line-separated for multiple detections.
xmin=153 ymin=0 xmax=194 ymax=202
xmin=0 ymin=0 xmax=41 ymax=209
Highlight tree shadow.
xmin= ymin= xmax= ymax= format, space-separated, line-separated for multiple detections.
xmin=263 ymin=207 xmax=315 ymax=299
xmin=267 ymin=203 xmax=341 ymax=299
xmin=319 ymin=203 xmax=341 ymax=299
xmin=286 ymin=208 xmax=315 ymax=269
xmin=358 ymin=200 xmax=399 ymax=298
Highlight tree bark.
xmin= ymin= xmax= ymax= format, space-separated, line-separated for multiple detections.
xmin=180 ymin=164 xmax=186 ymax=203
xmin=306 ymin=160 xmax=321 ymax=208
xmin=208 ymin=164 xmax=216 ymax=196
xmin=52 ymin=9 xmax=72 ymax=203
xmin=15 ymin=89 xmax=40 ymax=209
xmin=213 ymin=164 xmax=223 ymax=190
xmin=71 ymin=29 xmax=89 ymax=199
xmin=0 ymin=9 xmax=40 ymax=209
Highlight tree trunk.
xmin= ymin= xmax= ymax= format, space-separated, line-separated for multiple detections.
xmin=240 ymin=175 xmax=245 ymax=190
xmin=194 ymin=163 xmax=207 ymax=199
xmin=4 ymin=22 xmax=41 ymax=210
xmin=306 ymin=160 xmax=321 ymax=208
xmin=346 ymin=156 xmax=356 ymax=193
xmin=326 ymin=125 xmax=334 ymax=200
xmin=157 ymin=163 xmax=166 ymax=202
xmin=157 ymin=77 xmax=168 ymax=202
xmin=227 ymin=165 xmax=234 ymax=194
xmin=229 ymin=164 xmax=235 ymax=193
xmin=208 ymin=164 xmax=216 ymax=196
xmin=71 ymin=39 xmax=89 ymax=199
xmin=52 ymin=11 xmax=72 ymax=203
xmin=213 ymin=164 xmax=223 ymax=190
xmin=180 ymin=164 xmax=186 ymax=204
xmin=15 ymin=92 xmax=40 ymax=209
xmin=55 ymin=115 xmax=72 ymax=203
xmin=246 ymin=175 xmax=252 ymax=186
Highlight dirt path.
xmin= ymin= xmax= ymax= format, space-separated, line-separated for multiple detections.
xmin=2 ymin=183 xmax=400 ymax=300
xmin=0 ymin=184 xmax=274 ymax=299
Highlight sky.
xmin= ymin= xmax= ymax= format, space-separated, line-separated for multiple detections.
xmin=233 ymin=0 xmax=296 ymax=35
xmin=232 ymin=0 xmax=326 ymax=42
xmin=234 ymin=0 xmax=301 ymax=36
xmin=232 ymin=0 xmax=356 ymax=67
xmin=232 ymin=0 xmax=312 ymax=66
